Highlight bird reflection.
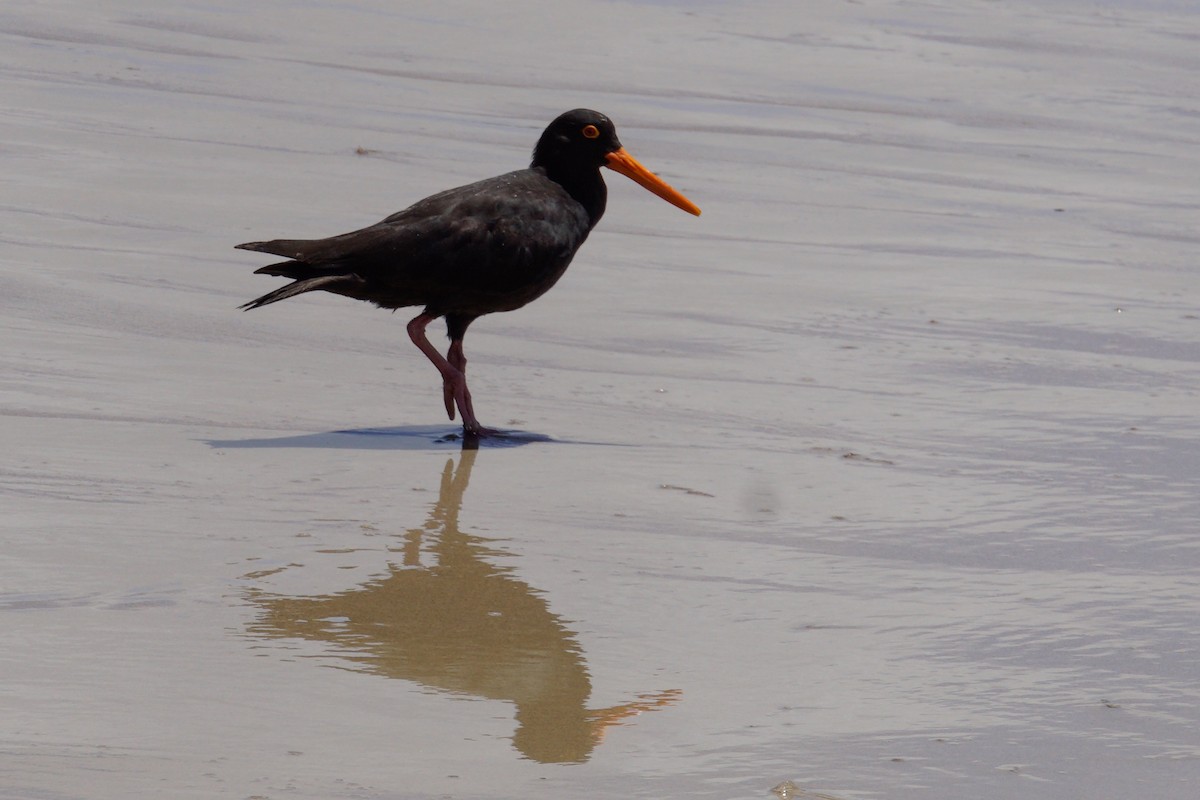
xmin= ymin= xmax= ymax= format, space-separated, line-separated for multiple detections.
xmin=245 ymin=449 xmax=679 ymax=763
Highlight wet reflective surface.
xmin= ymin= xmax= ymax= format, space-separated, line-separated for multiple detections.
xmin=246 ymin=451 xmax=679 ymax=764
xmin=4 ymin=1 xmax=1200 ymax=799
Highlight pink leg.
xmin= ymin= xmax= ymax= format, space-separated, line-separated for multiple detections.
xmin=407 ymin=312 xmax=486 ymax=434
xmin=445 ymin=339 xmax=478 ymax=425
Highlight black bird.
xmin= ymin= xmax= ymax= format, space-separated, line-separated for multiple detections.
xmin=238 ymin=108 xmax=700 ymax=435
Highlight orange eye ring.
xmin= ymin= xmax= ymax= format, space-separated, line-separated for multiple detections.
xmin=581 ymin=124 xmax=600 ymax=139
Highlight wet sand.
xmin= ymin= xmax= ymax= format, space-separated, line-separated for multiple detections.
xmin=4 ymin=1 xmax=1200 ymax=798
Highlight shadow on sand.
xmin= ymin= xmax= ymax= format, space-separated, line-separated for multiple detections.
xmin=206 ymin=424 xmax=558 ymax=451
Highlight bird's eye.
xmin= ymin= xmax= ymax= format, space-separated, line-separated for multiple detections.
xmin=581 ymin=124 xmax=600 ymax=139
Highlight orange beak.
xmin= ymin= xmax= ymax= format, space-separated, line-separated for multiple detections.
xmin=604 ymin=148 xmax=701 ymax=216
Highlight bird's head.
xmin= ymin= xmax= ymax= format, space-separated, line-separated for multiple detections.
xmin=532 ymin=109 xmax=700 ymax=216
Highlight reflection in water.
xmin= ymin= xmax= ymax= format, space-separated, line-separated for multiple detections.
xmin=246 ymin=450 xmax=679 ymax=763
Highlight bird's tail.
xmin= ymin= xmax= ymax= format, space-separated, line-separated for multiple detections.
xmin=240 ymin=274 xmax=349 ymax=310
xmin=236 ymin=239 xmax=319 ymax=260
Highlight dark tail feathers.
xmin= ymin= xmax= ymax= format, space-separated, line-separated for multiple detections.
xmin=237 ymin=239 xmax=367 ymax=309
xmin=236 ymin=239 xmax=317 ymax=259
xmin=240 ymin=275 xmax=352 ymax=310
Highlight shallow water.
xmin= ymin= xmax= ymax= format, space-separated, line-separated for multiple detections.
xmin=4 ymin=1 xmax=1200 ymax=798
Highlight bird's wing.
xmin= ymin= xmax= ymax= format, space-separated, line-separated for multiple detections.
xmin=235 ymin=222 xmax=416 ymax=264
xmin=236 ymin=170 xmax=590 ymax=292
xmin=233 ymin=173 xmax=530 ymax=264
xmin=383 ymin=175 xmax=591 ymax=293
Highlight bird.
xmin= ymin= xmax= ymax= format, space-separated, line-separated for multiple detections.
xmin=237 ymin=108 xmax=700 ymax=436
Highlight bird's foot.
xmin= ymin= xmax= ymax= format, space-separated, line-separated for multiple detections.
xmin=441 ymin=370 xmax=486 ymax=433
xmin=461 ymin=420 xmax=501 ymax=438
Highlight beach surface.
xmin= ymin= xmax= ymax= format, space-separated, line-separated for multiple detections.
xmin=3 ymin=1 xmax=1200 ymax=798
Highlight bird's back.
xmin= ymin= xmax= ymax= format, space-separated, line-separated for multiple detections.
xmin=238 ymin=168 xmax=594 ymax=317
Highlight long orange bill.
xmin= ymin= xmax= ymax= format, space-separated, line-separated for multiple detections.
xmin=604 ymin=148 xmax=701 ymax=216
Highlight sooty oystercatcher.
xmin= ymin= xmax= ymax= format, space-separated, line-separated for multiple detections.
xmin=239 ymin=109 xmax=700 ymax=436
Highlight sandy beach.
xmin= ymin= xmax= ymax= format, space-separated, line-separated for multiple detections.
xmin=4 ymin=1 xmax=1200 ymax=798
